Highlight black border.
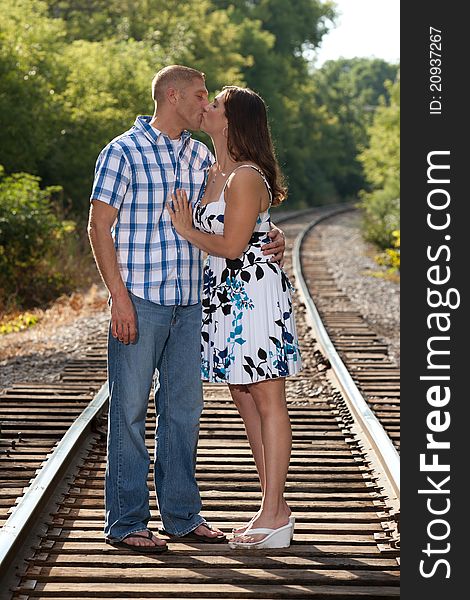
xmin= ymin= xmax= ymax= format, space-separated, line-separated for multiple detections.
xmin=401 ymin=1 xmax=467 ymax=596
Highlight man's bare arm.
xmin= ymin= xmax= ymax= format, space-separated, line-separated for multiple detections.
xmin=87 ymin=200 xmax=137 ymax=344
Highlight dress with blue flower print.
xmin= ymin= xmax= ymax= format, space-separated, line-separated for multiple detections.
xmin=194 ymin=164 xmax=302 ymax=384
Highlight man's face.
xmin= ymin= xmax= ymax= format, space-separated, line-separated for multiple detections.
xmin=175 ymin=78 xmax=209 ymax=131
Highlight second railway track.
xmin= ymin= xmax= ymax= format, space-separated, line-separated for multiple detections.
xmin=1 ymin=206 xmax=400 ymax=599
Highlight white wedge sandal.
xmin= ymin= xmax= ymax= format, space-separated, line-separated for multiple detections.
xmin=288 ymin=515 xmax=295 ymax=540
xmin=233 ymin=515 xmax=295 ymax=540
xmin=228 ymin=522 xmax=293 ymax=549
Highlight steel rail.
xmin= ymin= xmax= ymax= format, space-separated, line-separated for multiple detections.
xmin=292 ymin=211 xmax=400 ymax=503
xmin=0 ymin=382 xmax=109 ymax=577
xmin=0 ymin=207 xmax=314 ymax=582
xmin=0 ymin=205 xmax=399 ymax=586
xmin=0 ymin=207 xmax=399 ymax=598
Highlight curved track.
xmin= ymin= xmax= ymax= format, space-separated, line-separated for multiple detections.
xmin=298 ymin=217 xmax=400 ymax=453
xmin=0 ymin=207 xmax=400 ymax=599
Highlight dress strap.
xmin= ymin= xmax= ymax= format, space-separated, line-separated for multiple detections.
xmin=222 ymin=164 xmax=273 ymax=206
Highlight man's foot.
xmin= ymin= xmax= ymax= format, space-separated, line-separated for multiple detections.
xmin=159 ymin=521 xmax=226 ymax=543
xmin=106 ymin=529 xmax=168 ymax=554
xmin=123 ymin=530 xmax=167 ymax=548
xmin=192 ymin=522 xmax=226 ymax=540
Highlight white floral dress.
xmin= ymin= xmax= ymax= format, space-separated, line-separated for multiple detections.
xmin=194 ymin=164 xmax=302 ymax=384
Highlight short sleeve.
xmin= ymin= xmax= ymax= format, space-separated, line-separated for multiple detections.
xmin=207 ymin=150 xmax=215 ymax=167
xmin=90 ymin=143 xmax=131 ymax=210
xmin=196 ymin=148 xmax=215 ymax=204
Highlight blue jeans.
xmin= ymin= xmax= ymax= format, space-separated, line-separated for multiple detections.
xmin=104 ymin=293 xmax=205 ymax=541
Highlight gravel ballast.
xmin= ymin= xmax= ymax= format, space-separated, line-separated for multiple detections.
xmin=318 ymin=210 xmax=400 ymax=366
xmin=1 ymin=210 xmax=399 ymax=390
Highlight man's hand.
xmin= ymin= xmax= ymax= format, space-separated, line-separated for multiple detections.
xmin=111 ymin=290 xmax=137 ymax=344
xmin=88 ymin=200 xmax=137 ymax=344
xmin=262 ymin=225 xmax=286 ymax=266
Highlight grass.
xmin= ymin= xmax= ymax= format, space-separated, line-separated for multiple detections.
xmin=364 ymin=269 xmax=400 ymax=284
xmin=0 ymin=283 xmax=108 ymax=337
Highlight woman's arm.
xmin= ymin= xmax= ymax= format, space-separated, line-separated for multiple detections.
xmin=167 ymin=169 xmax=267 ymax=260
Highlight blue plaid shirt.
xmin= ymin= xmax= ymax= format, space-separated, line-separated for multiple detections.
xmin=90 ymin=116 xmax=214 ymax=305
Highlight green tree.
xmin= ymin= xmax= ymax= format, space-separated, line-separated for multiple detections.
xmin=1 ymin=0 xmax=397 ymax=211
xmin=359 ymin=77 xmax=400 ymax=189
xmin=41 ymin=0 xmax=255 ymax=208
xmin=0 ymin=0 xmax=66 ymax=174
xmin=311 ymin=58 xmax=399 ymax=198
xmin=0 ymin=165 xmax=76 ymax=308
xmin=358 ymin=77 xmax=400 ymax=249
xmin=46 ymin=38 xmax=162 ymax=207
xmin=213 ymin=0 xmax=338 ymax=206
xmin=214 ymin=0 xmax=335 ymax=54
xmin=0 ymin=0 xmax=254 ymax=210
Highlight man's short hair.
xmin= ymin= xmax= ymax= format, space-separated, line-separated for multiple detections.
xmin=152 ymin=65 xmax=205 ymax=103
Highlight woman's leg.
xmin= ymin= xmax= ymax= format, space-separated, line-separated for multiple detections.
xmin=228 ymin=384 xmax=266 ymax=491
xmin=233 ymin=378 xmax=292 ymax=542
xmin=228 ymin=384 xmax=265 ymax=532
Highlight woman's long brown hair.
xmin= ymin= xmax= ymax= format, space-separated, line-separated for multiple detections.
xmin=222 ymin=86 xmax=286 ymax=206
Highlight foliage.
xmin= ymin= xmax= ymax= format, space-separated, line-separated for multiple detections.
xmin=359 ymin=178 xmax=400 ymax=249
xmin=358 ymin=77 xmax=400 ymax=249
xmin=1 ymin=0 xmax=258 ymax=209
xmin=47 ymin=37 xmax=163 ymax=204
xmin=41 ymin=0 xmax=343 ymax=207
xmin=215 ymin=0 xmax=336 ymax=54
xmin=0 ymin=0 xmax=401 ymax=214
xmin=0 ymin=0 xmax=400 ymax=311
xmin=310 ymin=58 xmax=399 ymax=199
xmin=359 ymin=78 xmax=400 ymax=190
xmin=0 ymin=0 xmax=66 ymax=174
xmin=0 ymin=312 xmax=39 ymax=334
xmin=375 ymin=229 xmax=400 ymax=272
xmin=214 ymin=0 xmax=339 ymax=205
xmin=1 ymin=0 xmax=399 ymax=211
xmin=0 ymin=165 xmax=76 ymax=308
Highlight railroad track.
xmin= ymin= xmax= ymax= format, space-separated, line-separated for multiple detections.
xmin=0 ymin=207 xmax=400 ymax=599
xmin=298 ymin=217 xmax=400 ymax=453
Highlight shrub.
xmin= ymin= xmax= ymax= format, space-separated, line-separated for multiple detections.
xmin=358 ymin=178 xmax=400 ymax=249
xmin=0 ymin=165 xmax=76 ymax=311
xmin=0 ymin=312 xmax=39 ymax=334
xmin=357 ymin=76 xmax=400 ymax=258
xmin=375 ymin=229 xmax=400 ymax=272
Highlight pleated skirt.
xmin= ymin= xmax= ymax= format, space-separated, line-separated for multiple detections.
xmin=201 ymin=255 xmax=302 ymax=384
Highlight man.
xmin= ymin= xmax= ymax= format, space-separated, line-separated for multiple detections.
xmin=88 ymin=65 xmax=285 ymax=553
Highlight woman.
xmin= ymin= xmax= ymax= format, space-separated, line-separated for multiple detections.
xmin=167 ymin=86 xmax=302 ymax=549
